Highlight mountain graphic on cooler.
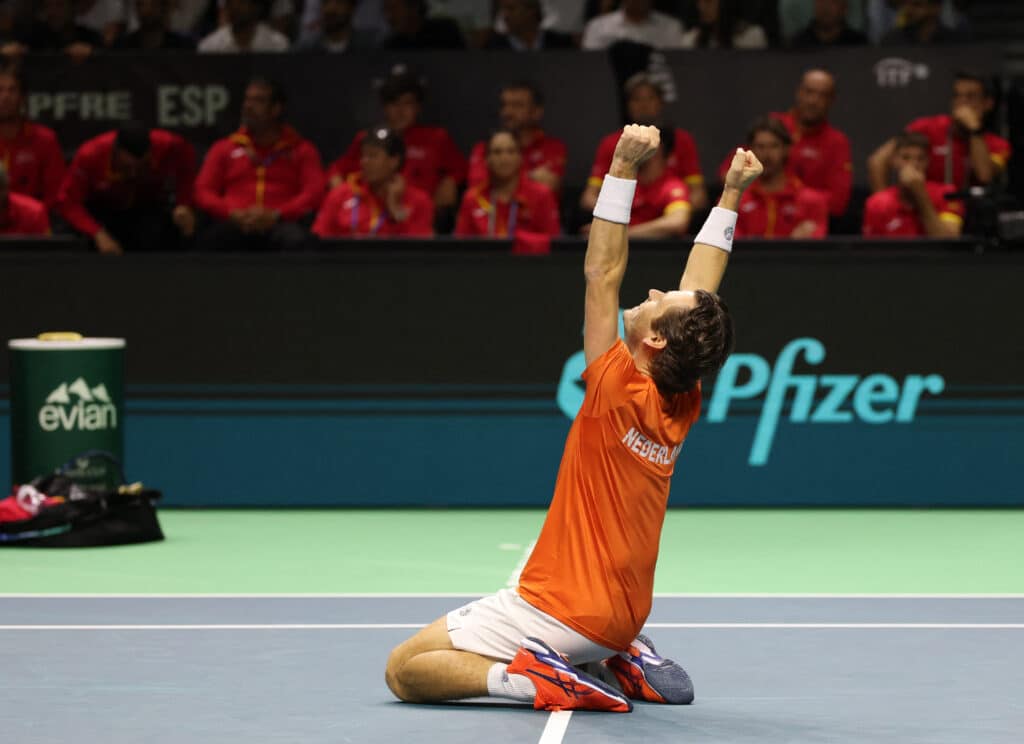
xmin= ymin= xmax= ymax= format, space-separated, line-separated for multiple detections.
xmin=38 ymin=378 xmax=117 ymax=432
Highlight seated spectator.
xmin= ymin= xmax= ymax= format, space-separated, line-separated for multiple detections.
xmin=734 ymin=116 xmax=829 ymax=239
xmin=328 ymin=67 xmax=467 ymax=212
xmin=0 ymin=165 xmax=50 ymax=236
xmin=195 ymin=77 xmax=325 ymax=251
xmin=486 ymin=0 xmax=575 ymax=50
xmin=14 ymin=0 xmax=103 ymax=61
xmin=791 ymin=0 xmax=868 ymax=47
xmin=0 ymin=63 xmax=65 ymax=211
xmin=115 ymin=0 xmax=196 ymax=49
xmin=297 ymin=0 xmax=375 ymax=51
xmin=455 ymin=129 xmax=560 ymax=251
xmin=863 ymin=132 xmax=963 ymax=238
xmin=467 ymin=82 xmax=566 ymax=193
xmin=582 ymin=0 xmax=684 ymax=49
xmin=77 ymin=0 xmax=127 ymax=46
xmin=123 ymin=0 xmax=217 ymax=37
xmin=314 ymin=128 xmax=433 ymax=238
xmin=581 ymin=73 xmax=706 ymax=212
xmin=880 ymin=0 xmax=967 ymax=44
xmin=868 ymin=72 xmax=1012 ymax=194
xmin=680 ymin=0 xmax=768 ymax=49
xmin=198 ymin=0 xmax=289 ymax=52
xmin=380 ymin=0 xmax=465 ymax=49
xmin=57 ymin=121 xmax=196 ymax=254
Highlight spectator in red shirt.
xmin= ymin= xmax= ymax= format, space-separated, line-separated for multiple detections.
xmin=868 ymin=71 xmax=1012 ymax=193
xmin=0 ymin=63 xmax=65 ymax=211
xmin=467 ymin=82 xmax=566 ymax=194
xmin=313 ymin=127 xmax=434 ymax=239
xmin=455 ymin=129 xmax=560 ymax=252
xmin=734 ymin=116 xmax=829 ymax=239
xmin=863 ymin=132 xmax=963 ymax=238
xmin=328 ymin=66 xmax=467 ymax=215
xmin=195 ymin=77 xmax=326 ymax=251
xmin=57 ymin=121 xmax=196 ymax=254
xmin=0 ymin=164 xmax=50 ymax=236
xmin=580 ymin=73 xmax=707 ymax=213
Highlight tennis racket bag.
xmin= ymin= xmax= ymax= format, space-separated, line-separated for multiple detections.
xmin=0 ymin=451 xmax=164 ymax=547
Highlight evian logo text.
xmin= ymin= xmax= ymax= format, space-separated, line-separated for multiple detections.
xmin=38 ymin=377 xmax=117 ymax=432
xmin=874 ymin=57 xmax=929 ymax=88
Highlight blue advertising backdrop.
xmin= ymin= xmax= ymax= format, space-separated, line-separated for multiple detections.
xmin=1 ymin=244 xmax=1020 ymax=507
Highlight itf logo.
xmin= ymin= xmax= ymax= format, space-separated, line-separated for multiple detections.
xmin=37 ymin=377 xmax=117 ymax=432
xmin=557 ymin=335 xmax=945 ymax=466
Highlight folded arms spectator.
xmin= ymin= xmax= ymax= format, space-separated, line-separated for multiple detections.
xmin=582 ymin=0 xmax=684 ymax=49
xmin=115 ymin=0 xmax=197 ymax=49
xmin=296 ymin=0 xmax=376 ymax=51
xmin=863 ymin=132 xmax=963 ymax=238
xmin=0 ymin=164 xmax=50 ymax=236
xmin=314 ymin=127 xmax=433 ymax=238
xmin=381 ymin=0 xmax=465 ymax=49
xmin=467 ymin=82 xmax=566 ymax=193
xmin=733 ymin=116 xmax=829 ymax=239
xmin=195 ymin=77 xmax=325 ymax=251
xmin=198 ymin=0 xmax=289 ymax=52
xmin=0 ymin=63 xmax=65 ymax=210
xmin=57 ymin=121 xmax=197 ymax=254
xmin=486 ymin=0 xmax=575 ymax=50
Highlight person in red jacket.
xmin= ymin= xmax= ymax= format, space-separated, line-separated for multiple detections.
xmin=455 ymin=129 xmax=560 ymax=253
xmin=57 ymin=121 xmax=196 ymax=254
xmin=0 ymin=63 xmax=65 ymax=210
xmin=868 ymin=71 xmax=1012 ymax=193
xmin=863 ymin=132 xmax=964 ymax=238
xmin=195 ymin=77 xmax=326 ymax=251
xmin=466 ymin=82 xmax=566 ymax=193
xmin=0 ymin=164 xmax=49 ymax=235
xmin=327 ymin=66 xmax=467 ymax=212
xmin=313 ymin=128 xmax=434 ymax=239
xmin=734 ymin=117 xmax=829 ymax=239
xmin=580 ymin=73 xmax=706 ymax=214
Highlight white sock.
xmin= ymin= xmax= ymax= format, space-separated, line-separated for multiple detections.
xmin=486 ymin=663 xmax=536 ymax=702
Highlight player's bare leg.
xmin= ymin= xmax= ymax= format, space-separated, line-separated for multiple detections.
xmin=385 ymin=617 xmax=494 ymax=702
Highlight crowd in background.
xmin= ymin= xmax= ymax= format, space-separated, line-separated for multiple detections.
xmin=0 ymin=0 xmax=1011 ymax=253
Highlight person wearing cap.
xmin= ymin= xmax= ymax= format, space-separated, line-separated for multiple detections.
xmin=313 ymin=127 xmax=433 ymax=238
xmin=327 ymin=66 xmax=467 ymax=214
xmin=0 ymin=163 xmax=49 ymax=236
xmin=195 ymin=77 xmax=326 ymax=251
xmin=56 ymin=121 xmax=196 ymax=254
xmin=580 ymin=73 xmax=706 ymax=214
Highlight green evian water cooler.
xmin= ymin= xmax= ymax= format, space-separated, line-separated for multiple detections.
xmin=9 ymin=333 xmax=125 ymax=485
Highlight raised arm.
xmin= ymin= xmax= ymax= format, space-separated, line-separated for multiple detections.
xmin=583 ymin=125 xmax=659 ymax=366
xmin=679 ymin=148 xmax=763 ymax=294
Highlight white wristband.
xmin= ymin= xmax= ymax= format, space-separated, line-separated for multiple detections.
xmin=592 ymin=175 xmax=636 ymax=225
xmin=694 ymin=207 xmax=738 ymax=253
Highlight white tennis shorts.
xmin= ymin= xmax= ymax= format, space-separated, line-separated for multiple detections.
xmin=446 ymin=588 xmax=617 ymax=664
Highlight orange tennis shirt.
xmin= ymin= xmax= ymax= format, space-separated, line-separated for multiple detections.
xmin=518 ymin=339 xmax=701 ymax=651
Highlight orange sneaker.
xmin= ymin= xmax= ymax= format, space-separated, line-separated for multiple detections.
xmin=605 ymin=634 xmax=694 ymax=705
xmin=507 ymin=637 xmax=633 ymax=713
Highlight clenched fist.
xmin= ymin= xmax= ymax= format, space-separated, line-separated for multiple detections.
xmin=724 ymin=148 xmax=764 ymax=191
xmin=609 ymin=124 xmax=660 ymax=178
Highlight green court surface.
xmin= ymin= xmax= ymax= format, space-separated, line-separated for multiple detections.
xmin=3 ymin=509 xmax=1023 ymax=594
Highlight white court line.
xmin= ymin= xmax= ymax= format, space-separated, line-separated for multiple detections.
xmin=505 ymin=540 xmax=536 ymax=588
xmin=2 ymin=592 xmax=1023 ymax=599
xmin=538 ymin=711 xmax=572 ymax=744
xmin=3 ymin=622 xmax=1024 ymax=631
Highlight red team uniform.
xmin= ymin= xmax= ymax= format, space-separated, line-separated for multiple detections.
xmin=0 ymin=192 xmax=49 ymax=235
xmin=629 ymin=173 xmax=690 ymax=226
xmin=195 ymin=126 xmax=325 ymax=221
xmin=0 ymin=122 xmax=65 ymax=209
xmin=454 ymin=177 xmax=560 ymax=238
xmin=905 ymin=114 xmax=1012 ymax=189
xmin=57 ymin=129 xmax=195 ymax=237
xmin=734 ymin=175 xmax=829 ymax=239
xmin=467 ymin=132 xmax=567 ymax=189
xmin=862 ymin=182 xmax=964 ymax=237
xmin=589 ymin=128 xmax=703 ymax=193
xmin=313 ymin=174 xmax=434 ymax=237
xmin=328 ymin=126 xmax=467 ymax=198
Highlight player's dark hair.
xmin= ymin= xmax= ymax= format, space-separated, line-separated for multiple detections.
xmin=954 ymin=70 xmax=993 ymax=98
xmin=114 ymin=121 xmax=152 ymax=158
xmin=649 ymin=290 xmax=735 ymax=398
xmin=746 ymin=115 xmax=791 ymax=147
xmin=363 ymin=126 xmax=406 ymax=169
xmin=502 ymin=80 xmax=544 ymax=107
xmin=893 ymin=131 xmax=931 ymax=154
xmin=379 ymin=66 xmax=425 ymax=104
xmin=248 ymin=76 xmax=287 ymax=108
xmin=624 ymin=72 xmax=665 ymax=101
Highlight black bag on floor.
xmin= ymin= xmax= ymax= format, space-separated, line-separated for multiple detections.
xmin=0 ymin=451 xmax=164 ymax=547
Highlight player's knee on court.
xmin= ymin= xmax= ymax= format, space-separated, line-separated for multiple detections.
xmin=384 ymin=644 xmax=411 ymax=701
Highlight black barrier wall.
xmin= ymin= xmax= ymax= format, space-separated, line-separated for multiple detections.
xmin=22 ymin=46 xmax=1005 ymax=191
xmin=0 ymin=244 xmax=1021 ymax=507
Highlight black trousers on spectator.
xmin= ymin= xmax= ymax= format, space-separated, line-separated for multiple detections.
xmin=92 ymin=206 xmax=184 ymax=252
xmin=198 ymin=220 xmax=311 ymax=252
